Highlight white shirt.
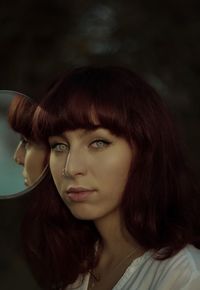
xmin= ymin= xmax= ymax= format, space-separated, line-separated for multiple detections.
xmin=66 ymin=245 xmax=200 ymax=290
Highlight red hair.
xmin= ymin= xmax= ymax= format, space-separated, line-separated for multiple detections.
xmin=23 ymin=66 xmax=200 ymax=289
xmin=8 ymin=94 xmax=37 ymax=140
xmin=8 ymin=93 xmax=49 ymax=169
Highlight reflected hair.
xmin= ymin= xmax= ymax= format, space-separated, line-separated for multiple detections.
xmin=8 ymin=94 xmax=37 ymax=140
xmin=28 ymin=66 xmax=200 ymax=289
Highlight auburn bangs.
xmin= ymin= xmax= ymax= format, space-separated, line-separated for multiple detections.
xmin=33 ymin=75 xmax=133 ymax=142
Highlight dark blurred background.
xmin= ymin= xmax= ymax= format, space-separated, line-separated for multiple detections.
xmin=0 ymin=0 xmax=199 ymax=289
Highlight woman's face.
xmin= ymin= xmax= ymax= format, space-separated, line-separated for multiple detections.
xmin=49 ymin=128 xmax=134 ymax=221
xmin=14 ymin=137 xmax=48 ymax=186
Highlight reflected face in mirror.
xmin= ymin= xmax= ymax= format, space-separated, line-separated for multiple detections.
xmin=0 ymin=90 xmax=50 ymax=198
xmin=14 ymin=137 xmax=48 ymax=187
xmin=8 ymin=94 xmax=49 ymax=187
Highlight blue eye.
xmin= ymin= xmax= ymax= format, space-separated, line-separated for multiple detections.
xmin=90 ymin=139 xmax=111 ymax=149
xmin=50 ymin=143 xmax=69 ymax=152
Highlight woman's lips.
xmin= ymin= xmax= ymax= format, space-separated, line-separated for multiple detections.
xmin=66 ymin=187 xmax=95 ymax=202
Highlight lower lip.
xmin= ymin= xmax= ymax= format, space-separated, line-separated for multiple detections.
xmin=67 ymin=191 xmax=94 ymax=202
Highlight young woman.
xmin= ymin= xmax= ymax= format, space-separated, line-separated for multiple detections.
xmin=29 ymin=66 xmax=200 ymax=290
xmin=8 ymin=94 xmax=49 ymax=186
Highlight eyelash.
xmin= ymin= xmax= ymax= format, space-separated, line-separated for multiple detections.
xmin=50 ymin=139 xmax=111 ymax=152
xmin=50 ymin=143 xmax=69 ymax=152
xmin=90 ymin=139 xmax=111 ymax=149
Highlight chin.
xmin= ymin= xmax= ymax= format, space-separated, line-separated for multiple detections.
xmin=69 ymin=207 xmax=101 ymax=221
xmin=70 ymin=211 xmax=96 ymax=221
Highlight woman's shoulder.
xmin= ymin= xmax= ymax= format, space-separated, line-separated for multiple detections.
xmin=115 ymin=245 xmax=200 ymax=290
xmin=167 ymin=245 xmax=200 ymax=273
xmin=151 ymin=245 xmax=200 ymax=290
xmin=183 ymin=244 xmax=200 ymax=269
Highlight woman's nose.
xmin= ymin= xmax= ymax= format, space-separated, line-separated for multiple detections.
xmin=13 ymin=142 xmax=26 ymax=166
xmin=62 ymin=150 xmax=87 ymax=178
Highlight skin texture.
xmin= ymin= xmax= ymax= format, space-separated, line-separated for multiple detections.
xmin=49 ymin=127 xmax=134 ymax=222
xmin=14 ymin=137 xmax=47 ymax=186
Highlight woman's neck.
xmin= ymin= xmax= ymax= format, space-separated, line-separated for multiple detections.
xmin=89 ymin=210 xmax=145 ymax=290
xmin=94 ymin=208 xmax=143 ymax=260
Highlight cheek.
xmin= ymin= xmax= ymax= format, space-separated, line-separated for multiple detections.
xmin=96 ymin=153 xmax=132 ymax=193
xmin=50 ymin=157 xmax=58 ymax=177
xmin=24 ymin=151 xmax=35 ymax=171
xmin=50 ymin=156 xmax=62 ymax=187
xmin=25 ymin=149 xmax=46 ymax=174
xmin=38 ymin=150 xmax=49 ymax=169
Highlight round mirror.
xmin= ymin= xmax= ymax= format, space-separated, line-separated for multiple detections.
xmin=0 ymin=90 xmax=48 ymax=199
